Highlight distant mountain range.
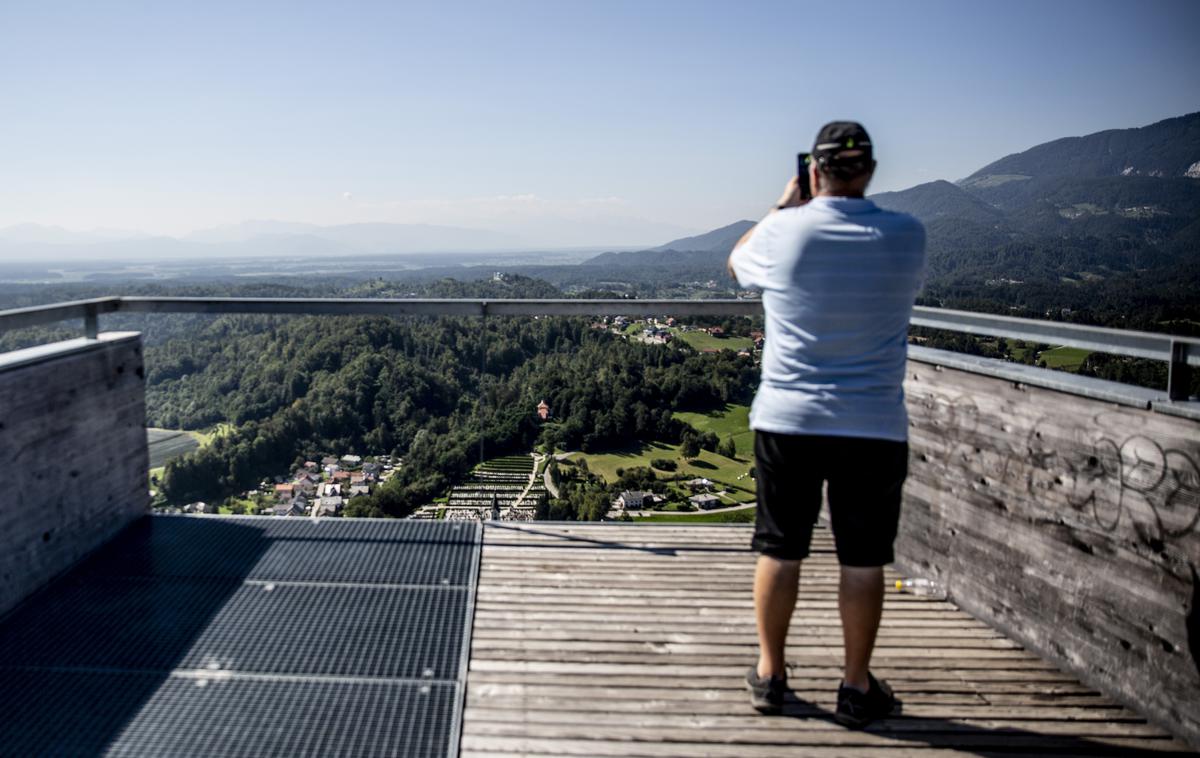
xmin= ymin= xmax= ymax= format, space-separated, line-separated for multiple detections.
xmin=595 ymin=112 xmax=1200 ymax=287
xmin=651 ymin=220 xmax=757 ymax=254
xmin=962 ymin=111 xmax=1200 ymax=185
xmin=583 ymin=221 xmax=756 ymax=266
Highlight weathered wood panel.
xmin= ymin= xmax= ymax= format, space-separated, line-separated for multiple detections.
xmin=900 ymin=359 xmax=1200 ymax=747
xmin=0 ymin=334 xmax=149 ymax=617
xmin=464 ymin=523 xmax=1189 ymax=755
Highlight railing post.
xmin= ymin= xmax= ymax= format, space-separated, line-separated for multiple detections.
xmin=1168 ymin=340 xmax=1191 ymax=401
xmin=84 ymin=303 xmax=99 ymax=340
xmin=479 ymin=301 xmax=488 ymax=465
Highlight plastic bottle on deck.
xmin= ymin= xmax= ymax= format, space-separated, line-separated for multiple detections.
xmin=894 ymin=577 xmax=947 ymax=600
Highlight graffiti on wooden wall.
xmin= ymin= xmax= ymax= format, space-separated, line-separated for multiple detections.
xmin=915 ymin=390 xmax=1200 ymax=543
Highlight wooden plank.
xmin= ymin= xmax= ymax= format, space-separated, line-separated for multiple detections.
xmin=464 ymin=671 xmax=1105 ymax=695
xmin=460 ymin=737 xmax=1010 ymax=758
xmin=469 ymin=660 xmax=1073 ymax=678
xmin=471 ymin=630 xmax=1011 ymax=645
xmin=472 ymin=609 xmax=986 ymax=624
xmin=469 ymin=614 xmax=1008 ymax=631
xmin=461 ymin=708 xmax=1168 ymax=736
xmin=461 ymin=725 xmax=1185 ymax=752
xmin=468 ymin=639 xmax=1030 ymax=657
xmin=465 ymin=686 xmax=1124 ymax=709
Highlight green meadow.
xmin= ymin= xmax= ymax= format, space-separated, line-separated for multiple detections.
xmin=566 ymin=439 xmax=756 ymax=503
xmin=675 ymin=403 xmax=754 ymax=458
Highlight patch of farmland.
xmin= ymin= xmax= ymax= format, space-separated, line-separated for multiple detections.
xmin=446 ymin=453 xmax=541 ymax=511
xmin=146 ymin=428 xmax=201 ymax=468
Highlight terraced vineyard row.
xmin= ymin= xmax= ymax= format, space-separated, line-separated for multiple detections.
xmin=445 ymin=454 xmax=545 ymax=517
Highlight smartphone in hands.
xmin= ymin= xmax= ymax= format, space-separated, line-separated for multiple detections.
xmin=797 ymin=153 xmax=813 ymax=201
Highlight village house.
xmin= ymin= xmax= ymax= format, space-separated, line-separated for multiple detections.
xmin=332 ymin=470 xmax=352 ymax=483
xmin=273 ymin=483 xmax=296 ymax=501
xmin=349 ymin=484 xmax=370 ymax=498
xmin=641 ymin=327 xmax=672 ymax=343
xmin=320 ymin=482 xmax=342 ymax=498
xmin=689 ymin=493 xmax=722 ymax=510
xmin=618 ymin=490 xmax=654 ymax=510
xmin=319 ymin=496 xmax=344 ymax=516
xmin=274 ymin=497 xmax=308 ymax=517
xmin=686 ymin=478 xmax=713 ymax=492
xmin=340 ymin=454 xmax=362 ymax=467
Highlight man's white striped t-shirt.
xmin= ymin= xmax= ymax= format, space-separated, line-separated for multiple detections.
xmin=729 ymin=196 xmax=926 ymax=442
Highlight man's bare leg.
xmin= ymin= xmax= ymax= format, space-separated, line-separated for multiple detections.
xmin=838 ymin=565 xmax=884 ymax=691
xmin=754 ymin=555 xmax=801 ymax=679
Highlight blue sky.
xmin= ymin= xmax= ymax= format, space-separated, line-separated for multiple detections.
xmin=1 ymin=0 xmax=1198 ymax=246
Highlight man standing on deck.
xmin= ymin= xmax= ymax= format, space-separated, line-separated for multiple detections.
xmin=727 ymin=122 xmax=926 ymax=728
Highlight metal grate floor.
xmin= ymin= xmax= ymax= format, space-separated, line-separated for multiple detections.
xmin=0 ymin=515 xmax=480 ymax=757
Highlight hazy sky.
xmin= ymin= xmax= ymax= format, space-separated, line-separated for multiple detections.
xmin=2 ymin=0 xmax=1198 ymax=245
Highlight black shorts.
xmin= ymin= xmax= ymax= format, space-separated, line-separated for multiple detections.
xmin=751 ymin=431 xmax=908 ymax=567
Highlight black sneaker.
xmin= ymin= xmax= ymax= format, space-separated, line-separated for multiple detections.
xmin=835 ymin=672 xmax=900 ymax=728
xmin=746 ymin=666 xmax=787 ymax=714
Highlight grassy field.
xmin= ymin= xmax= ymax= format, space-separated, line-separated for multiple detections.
xmin=566 ymin=440 xmax=756 ymax=502
xmin=190 ymin=422 xmax=236 ymax=446
xmin=671 ymin=328 xmax=754 ymax=353
xmin=633 ymin=507 xmax=755 ymax=523
xmin=1039 ymin=346 xmax=1092 ymax=371
xmin=674 ymin=403 xmax=753 ymax=458
xmin=218 ymin=496 xmax=260 ymax=515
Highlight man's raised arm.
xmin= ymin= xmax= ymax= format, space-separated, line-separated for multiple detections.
xmin=728 ymin=175 xmax=806 ymax=282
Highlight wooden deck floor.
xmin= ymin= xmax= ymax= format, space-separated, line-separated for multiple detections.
xmin=460 ymin=523 xmax=1193 ymax=757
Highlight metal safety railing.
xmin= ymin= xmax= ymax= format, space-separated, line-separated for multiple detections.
xmin=0 ymin=295 xmax=1197 ymax=400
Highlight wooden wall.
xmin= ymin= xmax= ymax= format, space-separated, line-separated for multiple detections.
xmin=0 ymin=334 xmax=149 ymax=618
xmin=899 ymin=359 xmax=1200 ymax=746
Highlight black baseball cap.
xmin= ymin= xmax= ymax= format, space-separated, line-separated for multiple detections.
xmin=812 ymin=121 xmax=873 ymax=168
